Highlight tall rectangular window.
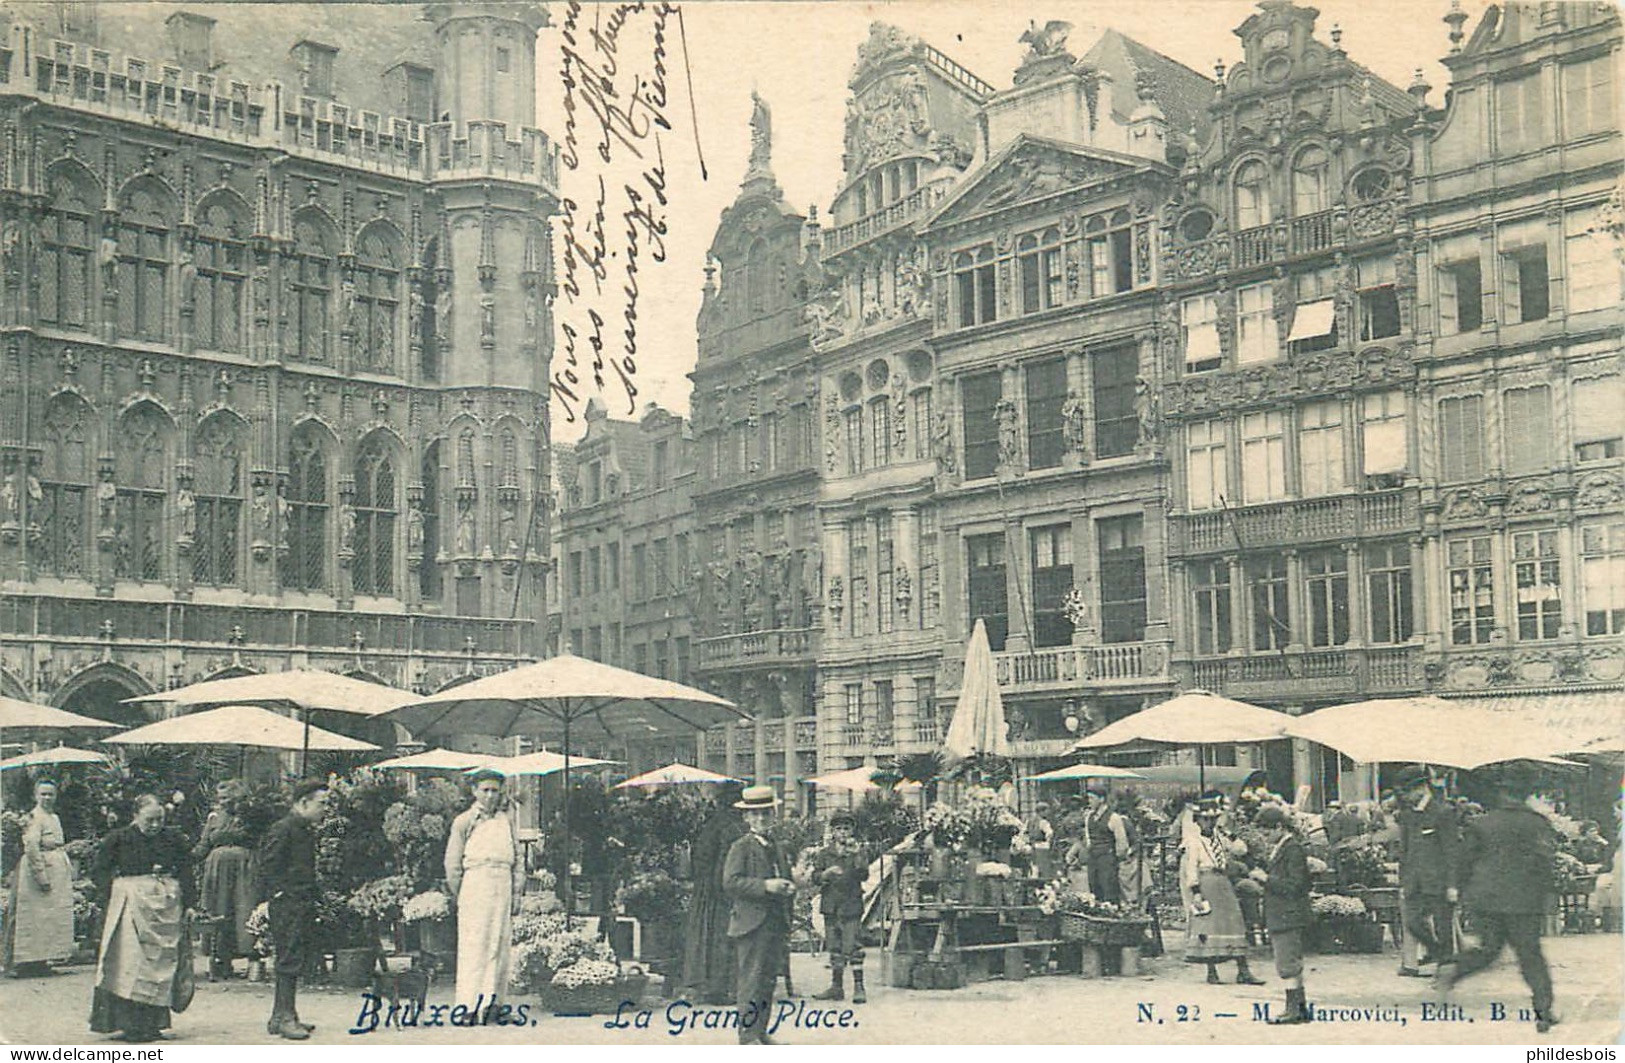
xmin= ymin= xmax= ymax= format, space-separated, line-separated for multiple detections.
xmin=1448 ymin=535 xmax=1496 ymax=645
xmin=1098 ymin=515 xmax=1146 ymax=644
xmin=875 ymin=514 xmax=895 ymax=634
xmin=1251 ymin=557 xmax=1291 ymax=650
xmin=911 ymin=388 xmax=934 ymax=460
xmin=1182 ymin=294 xmax=1222 ymax=372
xmin=844 ymin=406 xmax=866 ymax=475
xmin=1496 ymin=71 xmax=1546 ymax=154
xmin=1093 ymin=346 xmax=1138 ymax=459
xmin=1366 ymin=541 xmax=1413 ymax=644
xmin=1501 ymin=237 xmax=1550 ymax=324
xmin=652 ymin=441 xmax=669 ymax=487
xmin=1186 ymin=418 xmax=1228 ymax=510
xmin=966 ymin=532 xmax=1008 ymax=651
xmin=1361 ymin=391 xmax=1409 ymax=479
xmin=1299 ymin=400 xmax=1346 ymax=497
xmin=1241 ymin=410 xmax=1288 ymax=504
xmin=1437 ymin=256 xmax=1484 ymax=334
xmin=569 ymin=551 xmax=583 ymax=597
xmin=914 ymin=677 xmax=937 ymax=739
xmin=606 ymin=541 xmax=621 ymax=591
xmin=1513 ymin=529 xmax=1562 ymax=641
xmin=1565 ymin=207 xmax=1619 ymax=313
xmin=1029 ymin=524 xmax=1073 ymax=648
xmin=848 ymin=518 xmax=870 ymax=636
xmin=874 ymin=680 xmax=895 ymax=736
xmin=1503 ymin=386 xmax=1554 ymax=476
xmin=1357 ymin=254 xmax=1401 ymax=341
xmin=1235 ymin=282 xmax=1276 ymax=364
xmin=1581 ymin=520 xmax=1625 ymax=636
xmin=1573 ymin=375 xmax=1624 ymax=461
xmin=1025 ymin=356 xmax=1067 ymax=470
xmin=1304 ymin=549 xmax=1350 ymax=647
xmin=631 ymin=543 xmax=647 ymax=600
xmin=917 ymin=509 xmax=940 ymax=630
xmin=587 ymin=546 xmax=601 ymax=594
xmin=1439 ymin=395 xmax=1486 ymax=483
xmin=1192 ymin=560 xmax=1232 ymax=655
xmin=869 ymin=398 xmax=892 ymax=468
xmin=653 ymin=538 xmax=670 ymax=596
xmin=962 ymin=370 xmax=1002 ymax=480
xmin=1562 ymin=55 xmax=1614 ymax=139
xmin=844 ymin=684 xmax=863 ymax=726
xmin=954 ymin=247 xmax=997 ymax=327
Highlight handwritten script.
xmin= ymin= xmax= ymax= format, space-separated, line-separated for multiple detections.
xmin=552 ymin=0 xmax=682 ymax=424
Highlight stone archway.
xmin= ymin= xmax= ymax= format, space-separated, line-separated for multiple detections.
xmin=53 ymin=663 xmax=154 ymax=728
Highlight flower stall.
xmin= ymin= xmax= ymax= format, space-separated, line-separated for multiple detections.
xmin=510 ymin=897 xmax=647 ymax=1014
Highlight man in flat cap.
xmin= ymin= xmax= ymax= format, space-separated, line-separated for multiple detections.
xmin=1257 ymin=804 xmax=1312 ymax=1024
xmin=1395 ymin=765 xmax=1459 ymax=976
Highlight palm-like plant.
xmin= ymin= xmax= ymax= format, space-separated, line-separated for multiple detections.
xmin=893 ymin=752 xmax=944 ymax=806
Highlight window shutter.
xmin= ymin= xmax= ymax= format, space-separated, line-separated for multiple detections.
xmin=1502 ymin=252 xmax=1523 ymax=324
xmin=1573 ymin=376 xmax=1624 ymax=444
xmin=1437 ymin=265 xmax=1458 ymax=335
xmin=1503 ymin=387 xmax=1553 ymax=474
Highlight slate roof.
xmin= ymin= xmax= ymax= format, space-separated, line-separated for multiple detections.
xmin=1080 ymin=29 xmax=1216 ymax=140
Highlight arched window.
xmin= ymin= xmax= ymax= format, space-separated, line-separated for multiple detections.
xmin=746 ymin=238 xmax=770 ymax=314
xmin=456 ymin=427 xmax=477 ymax=487
xmin=1292 ymin=147 xmax=1330 ymax=216
xmin=353 ymin=228 xmax=401 ymax=372
xmin=193 ymin=200 xmax=246 ymax=352
xmin=38 ymin=174 xmax=95 ymax=329
xmin=1235 ymin=161 xmax=1271 ymax=230
xmin=499 ymin=428 xmax=520 ymax=487
xmin=953 ymin=245 xmax=996 ymax=327
xmin=283 ymin=425 xmax=328 ymax=590
xmin=114 ymin=405 xmax=169 ymax=581
xmin=37 ymin=395 xmax=91 ymax=577
xmin=1018 ymin=228 xmax=1063 ymax=314
xmin=419 ymin=441 xmax=441 ymax=601
xmin=352 ymin=438 xmax=396 ymax=596
xmin=117 ymin=185 xmax=172 ymax=341
xmin=192 ymin=415 xmax=243 ymax=586
xmin=289 ymin=216 xmax=332 ymax=363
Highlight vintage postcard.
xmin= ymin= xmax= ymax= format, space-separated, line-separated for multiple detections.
xmin=0 ymin=0 xmax=1620 ymax=1049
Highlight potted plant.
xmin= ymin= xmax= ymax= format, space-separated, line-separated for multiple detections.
xmin=1309 ymin=893 xmax=1381 ymax=953
xmin=402 ymin=888 xmax=454 ymax=960
xmin=614 ymin=870 xmax=689 ymax=966
xmin=341 ymin=874 xmax=414 ymax=984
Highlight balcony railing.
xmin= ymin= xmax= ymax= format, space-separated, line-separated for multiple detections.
xmin=1173 ymin=488 xmax=1417 ymax=555
xmin=1233 ymin=225 xmax=1275 ymax=268
xmin=1290 ymin=211 xmax=1335 ymax=255
xmin=1183 ymin=644 xmax=1422 ymax=698
xmin=1167 ymin=203 xmax=1398 ymax=280
xmin=695 ymin=627 xmax=820 ymax=669
xmin=824 ymin=182 xmax=951 ymax=256
xmin=992 ymin=640 xmax=1171 ymax=690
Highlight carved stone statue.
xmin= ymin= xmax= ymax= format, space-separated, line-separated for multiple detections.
xmin=275 ymin=491 xmax=292 ymax=551
xmin=1019 ymin=19 xmax=1073 ymax=59
xmin=408 ymin=289 xmax=424 ymax=343
xmin=97 ymin=476 xmax=117 ymax=528
xmin=1 ymin=219 xmax=23 ymax=284
xmin=175 ymin=486 xmax=196 ymax=539
xmin=746 ymin=91 xmax=774 ymax=181
xmin=1135 ymin=374 xmax=1161 ymax=446
xmin=177 ymin=248 xmax=198 ymax=311
xmin=339 ymin=278 xmax=358 ymax=335
xmin=498 ymin=499 xmax=518 ymax=555
xmin=435 ymin=288 xmax=452 ymax=343
xmin=407 ymin=502 xmax=425 ymax=554
xmin=932 ymin=410 xmax=957 ymax=476
xmin=338 ymin=503 xmax=357 ymax=553
xmin=99 ymin=233 xmax=119 ymax=292
xmin=1061 ymin=388 xmax=1088 ymax=456
xmin=479 ymin=291 xmax=496 ymax=341
xmin=456 ymin=501 xmax=477 ymax=556
xmin=996 ymin=398 xmax=1021 ymax=471
xmin=1 ymin=474 xmax=17 ymax=523
xmin=252 ymin=481 xmax=273 ymax=537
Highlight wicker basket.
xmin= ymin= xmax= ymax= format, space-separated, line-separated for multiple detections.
xmin=1058 ymin=911 xmax=1150 ymax=947
xmin=539 ymin=972 xmax=649 ymax=1015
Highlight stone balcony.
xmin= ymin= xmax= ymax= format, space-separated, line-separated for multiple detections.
xmin=1180 ymin=643 xmax=1422 ymax=701
xmin=1166 ymin=200 xmax=1403 ymax=281
xmin=1170 ymin=488 xmax=1418 ymax=556
xmin=939 ymin=640 xmax=1172 ymax=695
xmin=694 ymin=627 xmax=820 ymax=671
xmin=823 ymin=180 xmax=952 ymax=257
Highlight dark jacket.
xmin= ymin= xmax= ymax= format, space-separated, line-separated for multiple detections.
xmin=723 ymin=831 xmax=789 ymax=939
xmin=255 ymin=813 xmax=318 ymax=903
xmin=1459 ymin=804 xmax=1555 ymax=914
xmin=1398 ymin=793 xmax=1460 ymax=896
xmin=1262 ymin=831 xmax=1312 ymax=932
xmin=92 ymin=825 xmax=197 ymax=909
xmin=809 ymin=841 xmax=867 ymax=919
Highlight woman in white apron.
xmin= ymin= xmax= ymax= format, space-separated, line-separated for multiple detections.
xmin=4 ymin=777 xmax=76 ymax=976
xmin=445 ymin=769 xmax=525 ymax=1010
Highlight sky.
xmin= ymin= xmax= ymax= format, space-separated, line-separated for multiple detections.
xmin=535 ymin=0 xmax=1495 ymax=441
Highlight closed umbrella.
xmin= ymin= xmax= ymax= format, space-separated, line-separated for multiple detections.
xmin=379 ymin=654 xmax=748 ymax=917
xmin=1072 ymin=689 xmax=1292 ymax=789
xmin=105 ymin=704 xmax=377 ymax=753
xmin=943 ymin=619 xmax=1010 ymax=767
xmin=124 ymin=670 xmax=418 ymax=771
xmin=0 ymin=745 xmax=111 ymax=771
xmin=1286 ymin=696 xmax=1576 ymax=770
xmin=613 ymin=762 xmax=738 ymax=789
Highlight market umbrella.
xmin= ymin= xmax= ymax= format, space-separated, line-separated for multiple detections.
xmin=805 ymin=765 xmax=923 ymax=795
xmin=369 ymin=748 xmax=503 ymax=773
xmin=378 ymin=654 xmax=749 ymax=916
xmin=487 ymin=749 xmax=618 ymax=777
xmin=105 ymin=704 xmax=378 ymax=753
xmin=1072 ymin=689 xmax=1291 ymax=788
xmin=0 ymin=696 xmax=123 ymax=734
xmin=124 ymin=670 xmax=419 ymax=772
xmin=1285 ymin=696 xmax=1576 ymax=770
xmin=0 ymin=745 xmax=111 ymax=771
xmin=942 ymin=619 xmax=1010 ymax=767
xmin=1023 ymin=763 xmax=1146 ymax=783
xmin=613 ymin=762 xmax=738 ymax=789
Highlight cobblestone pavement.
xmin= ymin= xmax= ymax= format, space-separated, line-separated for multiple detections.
xmin=3 ymin=934 xmax=1619 ymax=1046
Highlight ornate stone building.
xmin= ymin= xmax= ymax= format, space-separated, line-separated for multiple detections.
xmin=0 ymin=3 xmax=557 ymax=724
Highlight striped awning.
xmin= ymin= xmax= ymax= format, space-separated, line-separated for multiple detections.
xmin=1438 ymin=690 xmax=1622 ymax=753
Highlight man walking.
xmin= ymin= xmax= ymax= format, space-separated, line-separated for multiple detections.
xmin=257 ymin=780 xmax=330 ymax=1041
xmin=1435 ymin=780 xmax=1559 ymax=1033
xmin=1257 ymin=805 xmax=1312 ymax=1025
xmin=723 ymin=785 xmax=795 ymax=1045
xmin=1396 ymin=766 xmax=1459 ymax=976
xmin=810 ymin=810 xmax=868 ymax=1004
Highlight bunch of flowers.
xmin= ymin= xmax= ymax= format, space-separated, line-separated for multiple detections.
xmin=959 ymin=791 xmax=1023 ymax=852
xmin=975 ymin=861 xmax=1013 ymax=879
xmin=402 ymin=889 xmax=451 ymax=923
xmin=1008 ymin=834 xmax=1033 ymax=857
xmin=1552 ymin=851 xmax=1590 ymax=893
xmin=531 ymin=868 xmax=558 ymax=895
xmin=510 ymin=908 xmax=619 ymax=993
xmin=1311 ymin=894 xmax=1367 ymax=918
xmin=347 ymin=874 xmax=416 ymax=922
xmin=923 ymin=803 xmax=968 ymax=848
xmin=1335 ymin=843 xmax=1389 ymax=889
xmin=245 ymin=901 xmax=275 ymax=958
xmin=518 ymin=891 xmax=562 ymax=917
xmin=71 ymin=878 xmax=101 ymax=944
xmin=1033 ymin=878 xmax=1123 ymax=918
xmin=1062 ymin=586 xmax=1089 ymax=628
xmin=615 ymin=870 xmax=690 ymax=925
xmin=550 ymin=958 xmax=620 ymax=989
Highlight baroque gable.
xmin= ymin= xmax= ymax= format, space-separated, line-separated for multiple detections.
xmin=923 ymin=136 xmax=1167 ymax=235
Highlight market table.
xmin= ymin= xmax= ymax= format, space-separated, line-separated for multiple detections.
xmin=886 ymin=903 xmax=1066 ymax=987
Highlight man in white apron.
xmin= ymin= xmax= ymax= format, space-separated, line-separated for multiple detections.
xmin=445 ymin=769 xmax=525 ymax=1012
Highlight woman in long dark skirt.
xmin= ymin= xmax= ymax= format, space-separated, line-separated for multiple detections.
xmin=681 ymin=782 xmax=744 ymax=1004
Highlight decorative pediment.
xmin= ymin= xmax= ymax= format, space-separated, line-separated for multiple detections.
xmin=923 ymin=136 xmax=1160 ymax=232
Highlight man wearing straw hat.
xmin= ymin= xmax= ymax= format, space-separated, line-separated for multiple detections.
xmin=723 ymin=785 xmax=795 ymax=1045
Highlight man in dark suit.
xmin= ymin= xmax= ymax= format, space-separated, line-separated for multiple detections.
xmin=1395 ymin=765 xmax=1459 ymax=975
xmin=1436 ymin=782 xmax=1559 ymax=1033
xmin=723 ymin=785 xmax=795 ymax=1045
xmin=256 ymin=780 xmax=329 ymax=1041
xmin=1257 ymin=804 xmax=1313 ymax=1025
